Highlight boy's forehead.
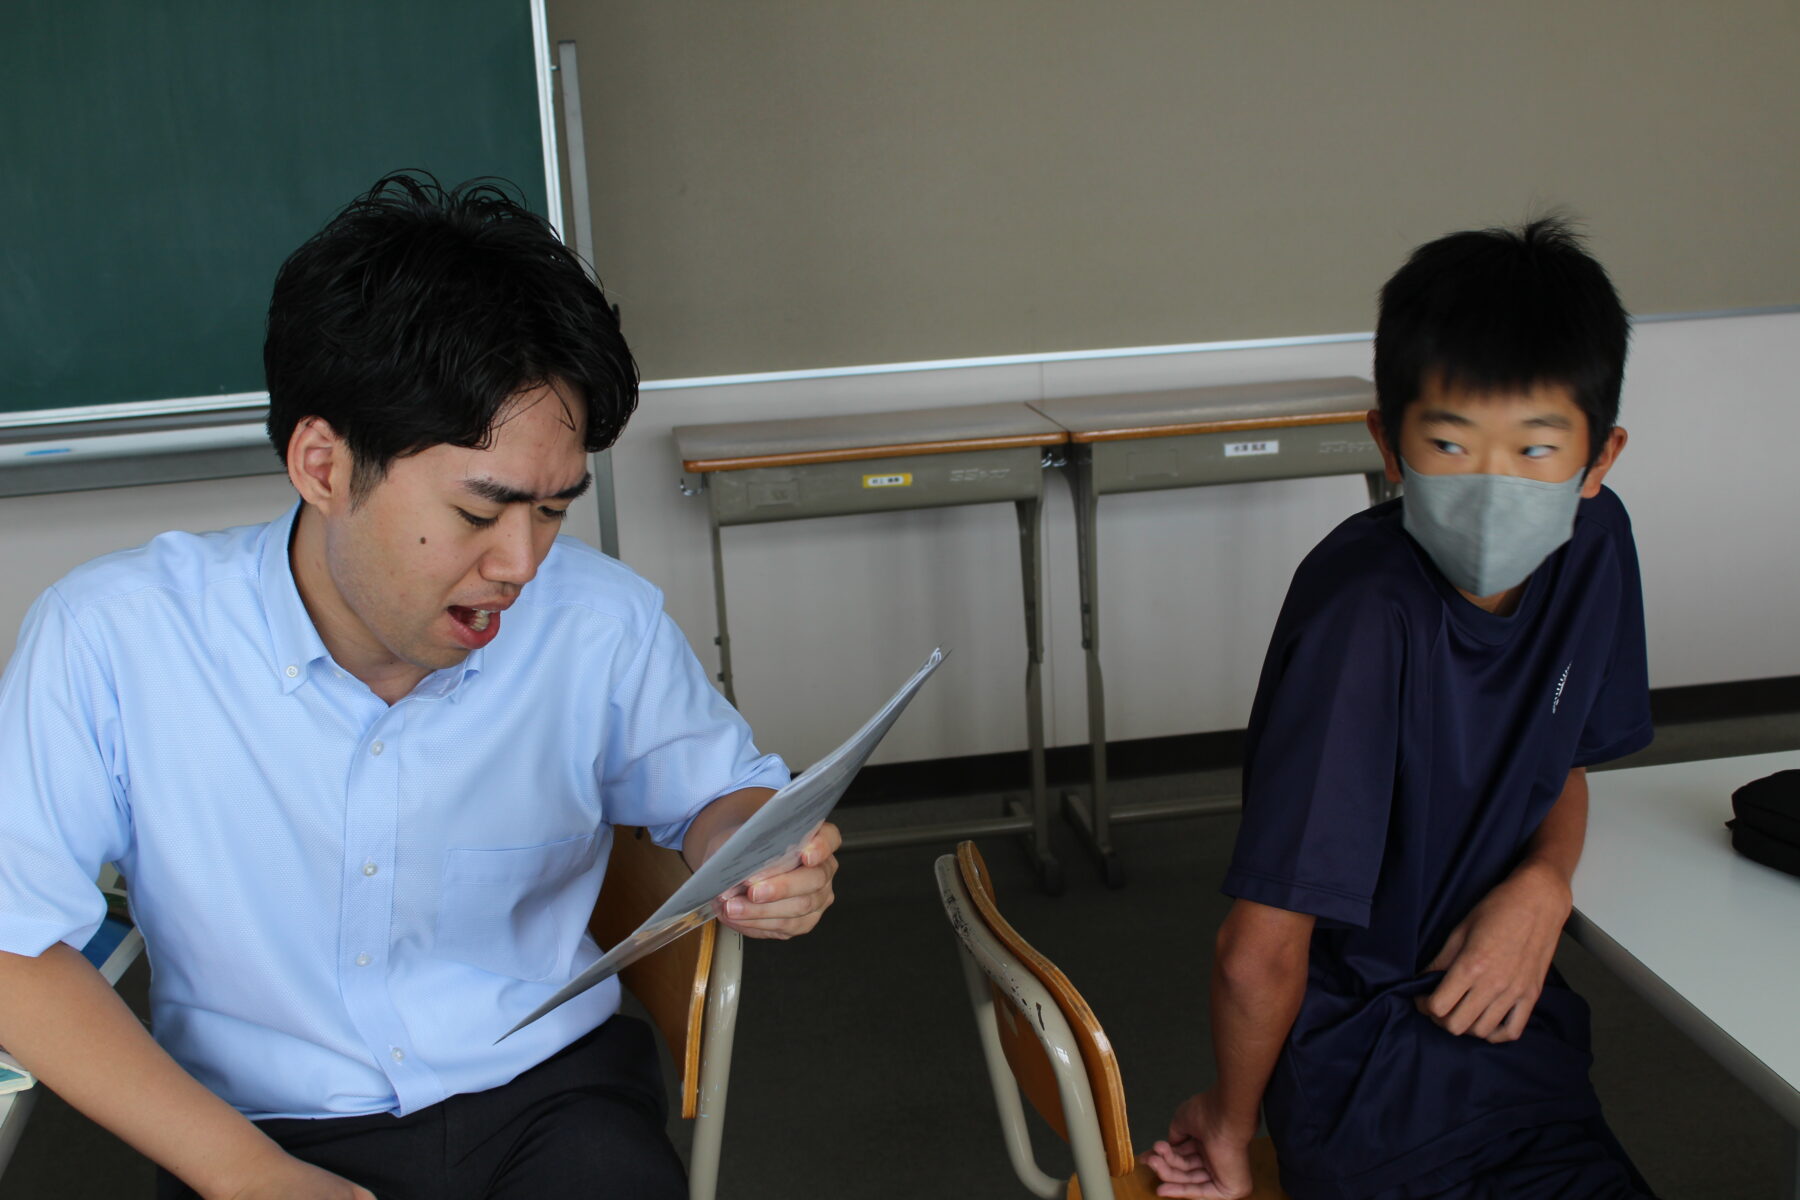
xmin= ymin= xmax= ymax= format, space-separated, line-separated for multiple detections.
xmin=1413 ymin=375 xmax=1581 ymax=424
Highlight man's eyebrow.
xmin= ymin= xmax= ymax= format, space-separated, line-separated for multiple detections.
xmin=1521 ymin=413 xmax=1574 ymax=431
xmin=1415 ymin=408 xmax=1475 ymax=428
xmin=462 ymin=472 xmax=593 ymax=505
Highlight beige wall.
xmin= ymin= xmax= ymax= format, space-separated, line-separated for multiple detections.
xmin=550 ymin=0 xmax=1799 ymax=381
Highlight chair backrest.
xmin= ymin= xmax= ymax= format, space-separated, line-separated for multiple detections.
xmin=943 ymin=840 xmax=1137 ymax=1178
xmin=590 ymin=827 xmax=716 ymax=1120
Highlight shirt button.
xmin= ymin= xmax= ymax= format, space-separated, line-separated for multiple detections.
xmin=370 ymin=741 xmax=384 ymax=756
xmin=361 ymin=861 xmax=378 ymax=877
xmin=334 ymin=669 xmax=345 ymax=680
xmin=284 ymin=665 xmax=299 ymax=678
xmin=391 ymin=1047 xmax=405 ymax=1063
xmin=355 ymin=952 xmax=371 ymax=967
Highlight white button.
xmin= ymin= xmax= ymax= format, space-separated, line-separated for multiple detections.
xmin=355 ymin=952 xmax=371 ymax=966
xmin=334 ymin=669 xmax=345 ymax=680
xmin=284 ymin=665 xmax=298 ymax=678
xmin=370 ymin=741 xmax=384 ymax=756
xmin=390 ymin=1047 xmax=405 ymax=1063
xmin=361 ymin=862 xmax=378 ymax=877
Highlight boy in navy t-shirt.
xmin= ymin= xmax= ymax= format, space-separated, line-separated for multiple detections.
xmin=1143 ymin=222 xmax=1656 ymax=1200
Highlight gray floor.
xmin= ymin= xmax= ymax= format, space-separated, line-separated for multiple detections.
xmin=7 ymin=712 xmax=1798 ymax=1198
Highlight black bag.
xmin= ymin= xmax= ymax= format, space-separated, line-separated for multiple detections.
xmin=1727 ymin=770 xmax=1800 ymax=878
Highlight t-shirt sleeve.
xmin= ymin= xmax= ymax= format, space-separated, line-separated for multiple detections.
xmin=597 ymin=607 xmax=790 ymax=850
xmin=1221 ymin=585 xmax=1406 ymax=929
xmin=0 ymin=588 xmax=132 ymax=958
xmin=1573 ymin=501 xmax=1653 ymax=767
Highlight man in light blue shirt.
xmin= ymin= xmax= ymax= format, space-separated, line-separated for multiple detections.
xmin=0 ymin=174 xmax=839 ymax=1200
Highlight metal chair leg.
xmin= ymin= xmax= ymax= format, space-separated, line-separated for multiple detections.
xmin=954 ymin=945 xmax=1065 ymax=1200
xmin=688 ymin=927 xmax=742 ymax=1200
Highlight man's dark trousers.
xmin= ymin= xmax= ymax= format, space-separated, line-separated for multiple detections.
xmin=156 ymin=1015 xmax=685 ymax=1199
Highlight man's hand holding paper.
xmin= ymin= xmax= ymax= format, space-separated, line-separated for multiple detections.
xmin=711 ymin=821 xmax=842 ymax=941
xmin=683 ymin=789 xmax=842 ymax=939
xmin=501 ymin=649 xmax=944 ymax=1041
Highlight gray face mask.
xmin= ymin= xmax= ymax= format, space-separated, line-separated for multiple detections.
xmin=1400 ymin=461 xmax=1584 ymax=599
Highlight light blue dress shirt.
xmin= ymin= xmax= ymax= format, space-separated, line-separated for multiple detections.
xmin=0 ymin=503 xmax=788 ymax=1119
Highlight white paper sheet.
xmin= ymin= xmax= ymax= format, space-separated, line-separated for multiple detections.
xmin=499 ymin=648 xmax=946 ymax=1040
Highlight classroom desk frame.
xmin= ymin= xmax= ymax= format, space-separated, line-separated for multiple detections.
xmin=1030 ymin=380 xmax=1392 ymax=886
xmin=675 ymin=407 xmax=1070 ymax=893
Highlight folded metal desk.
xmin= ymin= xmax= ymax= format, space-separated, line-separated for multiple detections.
xmin=1028 ymin=377 xmax=1392 ymax=885
xmin=674 ymin=402 xmax=1069 ymax=892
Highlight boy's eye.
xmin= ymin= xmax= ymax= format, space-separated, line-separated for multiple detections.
xmin=456 ymin=508 xmax=498 ymax=529
xmin=538 ymin=505 xmax=570 ymax=522
xmin=1429 ymin=439 xmax=1466 ymax=456
xmin=1522 ymin=445 xmax=1556 ymax=459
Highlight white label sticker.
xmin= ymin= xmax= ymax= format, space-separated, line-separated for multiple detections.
xmin=1223 ymin=440 xmax=1279 ymax=458
xmin=862 ymin=473 xmax=912 ymax=488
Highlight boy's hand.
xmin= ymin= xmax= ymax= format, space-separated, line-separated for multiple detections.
xmin=1139 ymin=1090 xmax=1256 ymax=1199
xmin=1416 ymin=860 xmax=1571 ymax=1042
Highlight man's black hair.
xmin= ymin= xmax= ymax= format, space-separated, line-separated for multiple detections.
xmin=1374 ymin=218 xmax=1628 ymax=466
xmin=264 ymin=172 xmax=636 ymax=498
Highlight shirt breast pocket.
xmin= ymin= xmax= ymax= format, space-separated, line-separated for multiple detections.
xmin=435 ymin=832 xmax=602 ymax=981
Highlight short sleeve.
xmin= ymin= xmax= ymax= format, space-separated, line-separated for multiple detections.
xmin=0 ymin=588 xmax=132 ymax=957
xmin=1222 ymin=586 xmax=1405 ymax=929
xmin=598 ymin=609 xmax=790 ymax=850
xmin=1572 ymin=502 xmax=1653 ymax=767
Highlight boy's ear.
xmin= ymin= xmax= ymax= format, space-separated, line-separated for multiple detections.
xmin=1580 ymin=427 xmax=1628 ymax=499
xmin=1366 ymin=409 xmax=1403 ymax=484
xmin=286 ymin=417 xmax=354 ymax=515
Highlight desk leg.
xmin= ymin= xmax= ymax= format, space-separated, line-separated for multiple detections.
xmin=1365 ymin=470 xmax=1400 ymax=506
xmin=1060 ymin=453 xmax=1124 ymax=887
xmin=708 ymin=516 xmax=737 ymax=706
xmin=1786 ymin=1126 xmax=1799 ymax=1200
xmin=1014 ymin=497 xmax=1063 ymax=895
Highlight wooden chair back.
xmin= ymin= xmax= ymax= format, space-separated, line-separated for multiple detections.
xmin=590 ymin=827 xmax=715 ymax=1120
xmin=952 ymin=841 xmax=1289 ymax=1200
xmin=955 ymin=841 xmax=1136 ymax=1177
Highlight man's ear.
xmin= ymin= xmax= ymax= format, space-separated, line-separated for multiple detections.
xmin=1580 ymin=426 xmax=1628 ymax=499
xmin=286 ymin=417 xmax=353 ymax=514
xmin=1366 ymin=409 xmax=1402 ymax=484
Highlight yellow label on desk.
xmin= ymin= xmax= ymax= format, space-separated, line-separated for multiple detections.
xmin=862 ymin=472 xmax=913 ymax=488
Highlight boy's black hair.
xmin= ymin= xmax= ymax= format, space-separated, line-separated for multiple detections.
xmin=1374 ymin=218 xmax=1628 ymax=466
xmin=264 ymin=172 xmax=636 ymax=499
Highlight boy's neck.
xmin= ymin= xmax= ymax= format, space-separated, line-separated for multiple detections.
xmin=1458 ymin=581 xmax=1526 ymax=617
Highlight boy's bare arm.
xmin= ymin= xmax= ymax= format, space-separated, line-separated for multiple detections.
xmin=1142 ymin=899 xmax=1314 ymax=1200
xmin=1418 ymin=767 xmax=1588 ymax=1042
xmin=0 ymin=944 xmax=371 ymax=1200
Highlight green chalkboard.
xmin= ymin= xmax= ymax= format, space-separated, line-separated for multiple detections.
xmin=0 ymin=0 xmax=549 ymax=423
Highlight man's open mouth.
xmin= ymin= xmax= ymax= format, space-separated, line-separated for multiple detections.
xmin=449 ymin=606 xmax=497 ymax=632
